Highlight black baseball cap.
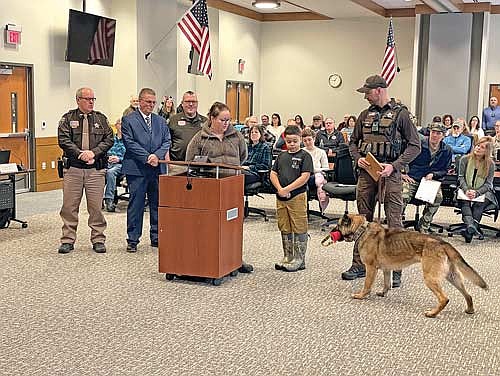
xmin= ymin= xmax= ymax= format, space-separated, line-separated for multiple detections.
xmin=357 ymin=75 xmax=388 ymax=93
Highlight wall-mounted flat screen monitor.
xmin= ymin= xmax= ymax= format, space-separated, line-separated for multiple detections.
xmin=65 ymin=9 xmax=116 ymax=67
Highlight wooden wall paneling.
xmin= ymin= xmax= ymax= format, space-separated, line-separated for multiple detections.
xmin=35 ymin=137 xmax=62 ymax=191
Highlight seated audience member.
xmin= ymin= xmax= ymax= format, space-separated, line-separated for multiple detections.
xmin=442 ymin=114 xmax=453 ymax=135
xmin=311 ymin=115 xmax=323 ymax=131
xmin=158 ymin=96 xmax=175 ymax=122
xmin=266 ymin=113 xmax=284 ymax=143
xmin=240 ymin=115 xmax=259 ymax=142
xmin=242 ymin=125 xmax=271 ymax=185
xmin=103 ymin=119 xmax=126 ymax=212
xmin=302 ymin=128 xmax=329 ymax=211
xmin=337 ymin=114 xmax=349 ymax=132
xmin=443 ymin=119 xmax=472 ymax=162
xmin=295 ymin=115 xmax=306 ymax=130
xmin=315 ymin=117 xmax=344 ymax=160
xmin=419 ymin=115 xmax=441 ymax=137
xmin=186 ymin=101 xmax=253 ymax=273
xmin=341 ymin=115 xmax=357 ymax=142
xmin=493 ymin=120 xmax=500 ymax=160
xmin=122 ymin=95 xmax=139 ymax=117
xmin=401 ymin=122 xmax=452 ymax=233
xmin=274 ymin=119 xmax=297 ymax=151
xmin=468 ymin=115 xmax=484 ymax=141
xmin=457 ymin=136 xmax=497 ymax=243
xmin=261 ymin=114 xmax=270 ymax=127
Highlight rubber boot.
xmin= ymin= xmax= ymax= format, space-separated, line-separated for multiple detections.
xmin=283 ymin=233 xmax=308 ymax=272
xmin=275 ymin=233 xmax=294 ymax=270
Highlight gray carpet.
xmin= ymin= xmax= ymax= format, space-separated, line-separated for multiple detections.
xmin=1 ymin=194 xmax=499 ymax=375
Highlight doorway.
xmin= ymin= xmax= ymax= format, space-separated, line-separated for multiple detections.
xmin=489 ymin=84 xmax=500 ymax=102
xmin=0 ymin=63 xmax=34 ymax=192
xmin=225 ymin=81 xmax=253 ymax=124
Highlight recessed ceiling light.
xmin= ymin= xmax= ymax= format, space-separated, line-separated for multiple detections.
xmin=252 ymin=0 xmax=281 ymax=10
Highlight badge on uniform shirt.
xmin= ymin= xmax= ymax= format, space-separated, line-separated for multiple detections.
xmin=178 ymin=120 xmax=186 ymax=126
xmin=94 ymin=123 xmax=101 ymax=128
xmin=70 ymin=121 xmax=79 ymax=128
xmin=385 ymin=111 xmax=394 ymax=119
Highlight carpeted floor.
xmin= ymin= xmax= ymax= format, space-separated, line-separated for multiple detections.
xmin=1 ymin=193 xmax=499 ymax=375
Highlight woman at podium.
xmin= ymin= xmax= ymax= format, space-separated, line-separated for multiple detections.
xmin=186 ymin=101 xmax=254 ymax=273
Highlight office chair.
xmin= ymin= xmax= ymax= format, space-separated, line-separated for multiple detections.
xmin=244 ymin=171 xmax=269 ymax=221
xmin=321 ymin=144 xmax=357 ymax=227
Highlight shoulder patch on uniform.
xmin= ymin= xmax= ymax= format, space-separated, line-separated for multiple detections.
xmin=59 ymin=117 xmax=66 ymax=127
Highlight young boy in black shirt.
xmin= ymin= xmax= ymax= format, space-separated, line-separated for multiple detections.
xmin=270 ymin=125 xmax=314 ymax=272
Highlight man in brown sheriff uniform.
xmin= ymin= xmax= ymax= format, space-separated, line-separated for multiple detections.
xmin=167 ymin=91 xmax=207 ymax=161
xmin=57 ymin=87 xmax=114 ymax=254
xmin=341 ymin=75 xmax=421 ymax=287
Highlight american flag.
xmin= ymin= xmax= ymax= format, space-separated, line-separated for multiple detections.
xmin=178 ymin=0 xmax=212 ymax=79
xmin=89 ymin=18 xmax=116 ymax=64
xmin=381 ymin=17 xmax=397 ymax=86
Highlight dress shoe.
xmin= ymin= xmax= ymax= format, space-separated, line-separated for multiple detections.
xmin=126 ymin=244 xmax=137 ymax=252
xmin=92 ymin=242 xmax=106 ymax=253
xmin=58 ymin=243 xmax=74 ymax=254
xmin=238 ymin=262 xmax=254 ymax=273
xmin=341 ymin=265 xmax=366 ymax=280
xmin=392 ymin=270 xmax=402 ymax=288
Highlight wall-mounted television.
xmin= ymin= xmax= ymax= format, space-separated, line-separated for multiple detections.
xmin=65 ymin=9 xmax=116 ymax=67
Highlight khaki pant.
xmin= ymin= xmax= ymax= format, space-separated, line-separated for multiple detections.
xmin=352 ymin=169 xmax=403 ymax=266
xmin=402 ymin=179 xmax=443 ymax=229
xmin=276 ymin=192 xmax=308 ymax=234
xmin=60 ymin=167 xmax=106 ymax=244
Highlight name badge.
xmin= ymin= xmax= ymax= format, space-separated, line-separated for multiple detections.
xmin=178 ymin=120 xmax=186 ymax=126
xmin=70 ymin=121 xmax=79 ymax=128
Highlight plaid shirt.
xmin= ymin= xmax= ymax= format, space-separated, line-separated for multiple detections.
xmin=242 ymin=141 xmax=271 ymax=172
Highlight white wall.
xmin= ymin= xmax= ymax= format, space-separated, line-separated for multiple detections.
xmin=260 ymin=17 xmax=415 ymax=123
xmin=0 ymin=0 xmax=137 ymax=136
xmin=486 ymin=14 xmax=500 ymax=103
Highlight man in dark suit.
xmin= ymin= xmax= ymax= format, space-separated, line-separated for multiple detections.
xmin=121 ymin=88 xmax=171 ymax=252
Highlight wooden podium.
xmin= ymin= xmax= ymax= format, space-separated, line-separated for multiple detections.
xmin=158 ymin=161 xmax=244 ymax=285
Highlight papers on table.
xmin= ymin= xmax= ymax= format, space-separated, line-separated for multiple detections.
xmin=457 ymin=188 xmax=486 ymax=203
xmin=415 ymin=178 xmax=441 ymax=204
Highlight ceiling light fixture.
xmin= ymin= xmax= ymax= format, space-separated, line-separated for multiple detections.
xmin=252 ymin=0 xmax=281 ymax=10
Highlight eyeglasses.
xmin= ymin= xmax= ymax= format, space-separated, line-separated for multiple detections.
xmin=79 ymin=97 xmax=96 ymax=102
xmin=141 ymin=100 xmax=156 ymax=105
xmin=183 ymin=100 xmax=198 ymax=105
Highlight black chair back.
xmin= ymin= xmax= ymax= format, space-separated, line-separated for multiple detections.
xmin=333 ymin=144 xmax=356 ymax=185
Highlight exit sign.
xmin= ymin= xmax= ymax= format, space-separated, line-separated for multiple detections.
xmin=5 ymin=24 xmax=21 ymax=46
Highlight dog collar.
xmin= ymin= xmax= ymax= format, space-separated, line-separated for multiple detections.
xmin=353 ymin=223 xmax=368 ymax=242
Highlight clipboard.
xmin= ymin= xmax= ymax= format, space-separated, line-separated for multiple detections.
xmin=414 ymin=178 xmax=441 ymax=204
xmin=457 ymin=188 xmax=486 ymax=202
xmin=365 ymin=152 xmax=383 ymax=182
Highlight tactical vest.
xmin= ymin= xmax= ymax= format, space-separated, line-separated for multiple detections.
xmin=358 ymin=105 xmax=406 ymax=162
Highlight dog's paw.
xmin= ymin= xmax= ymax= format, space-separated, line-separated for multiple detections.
xmin=352 ymin=292 xmax=367 ymax=299
xmin=424 ymin=309 xmax=438 ymax=318
xmin=465 ymin=308 xmax=475 ymax=315
xmin=376 ymin=291 xmax=387 ymax=297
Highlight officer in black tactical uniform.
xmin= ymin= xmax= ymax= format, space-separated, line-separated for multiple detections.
xmin=341 ymin=75 xmax=421 ymax=288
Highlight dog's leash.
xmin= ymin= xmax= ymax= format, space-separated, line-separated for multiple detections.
xmin=376 ymin=176 xmax=386 ymax=224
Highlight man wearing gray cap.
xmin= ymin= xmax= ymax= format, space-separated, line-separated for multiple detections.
xmin=401 ymin=122 xmax=452 ymax=233
xmin=341 ymin=75 xmax=421 ymax=288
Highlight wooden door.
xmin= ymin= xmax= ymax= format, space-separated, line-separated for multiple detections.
xmin=226 ymin=82 xmax=238 ymax=123
xmin=489 ymin=84 xmax=500 ymax=101
xmin=0 ymin=66 xmax=29 ymax=167
xmin=238 ymin=83 xmax=252 ymax=123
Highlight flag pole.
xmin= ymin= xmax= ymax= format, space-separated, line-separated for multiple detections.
xmin=390 ymin=15 xmax=401 ymax=73
xmin=144 ymin=23 xmax=178 ymax=60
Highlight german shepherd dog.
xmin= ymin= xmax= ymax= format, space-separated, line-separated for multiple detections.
xmin=327 ymin=214 xmax=488 ymax=318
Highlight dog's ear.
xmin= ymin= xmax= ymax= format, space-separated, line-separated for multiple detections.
xmin=342 ymin=213 xmax=351 ymax=227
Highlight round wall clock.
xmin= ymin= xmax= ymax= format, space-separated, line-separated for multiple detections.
xmin=329 ymin=74 xmax=342 ymax=88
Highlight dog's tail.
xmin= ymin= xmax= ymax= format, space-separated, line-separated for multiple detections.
xmin=444 ymin=244 xmax=488 ymax=290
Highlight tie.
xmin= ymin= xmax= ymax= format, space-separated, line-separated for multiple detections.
xmin=82 ymin=114 xmax=90 ymax=150
xmin=145 ymin=116 xmax=151 ymax=133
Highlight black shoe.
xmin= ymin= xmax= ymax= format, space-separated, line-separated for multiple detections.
xmin=151 ymin=241 xmax=158 ymax=247
xmin=127 ymin=244 xmax=137 ymax=252
xmin=392 ymin=270 xmax=402 ymax=288
xmin=341 ymin=265 xmax=366 ymax=280
xmin=58 ymin=243 xmax=74 ymax=254
xmin=93 ymin=242 xmax=106 ymax=253
xmin=238 ymin=262 xmax=254 ymax=273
